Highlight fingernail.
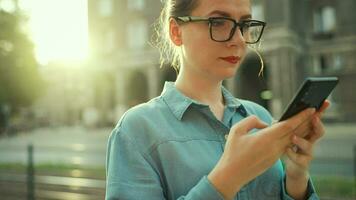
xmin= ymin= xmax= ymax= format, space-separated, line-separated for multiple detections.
xmin=290 ymin=135 xmax=296 ymax=142
xmin=293 ymin=135 xmax=298 ymax=142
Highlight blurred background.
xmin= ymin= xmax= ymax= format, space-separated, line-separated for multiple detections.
xmin=0 ymin=0 xmax=355 ymax=199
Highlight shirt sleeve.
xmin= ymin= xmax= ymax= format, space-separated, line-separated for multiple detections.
xmin=281 ymin=175 xmax=320 ymax=200
xmin=106 ymin=127 xmax=165 ymax=200
xmin=106 ymin=127 xmax=226 ymax=200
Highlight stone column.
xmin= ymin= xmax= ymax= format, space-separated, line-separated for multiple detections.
xmin=114 ymin=67 xmax=128 ymax=119
xmin=147 ymin=64 xmax=159 ymax=99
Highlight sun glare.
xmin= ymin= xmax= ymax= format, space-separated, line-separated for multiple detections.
xmin=20 ymin=0 xmax=88 ymax=65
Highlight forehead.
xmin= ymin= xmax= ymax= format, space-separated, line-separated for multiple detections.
xmin=191 ymin=0 xmax=251 ymax=19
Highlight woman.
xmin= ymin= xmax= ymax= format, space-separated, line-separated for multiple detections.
xmin=106 ymin=0 xmax=328 ymax=199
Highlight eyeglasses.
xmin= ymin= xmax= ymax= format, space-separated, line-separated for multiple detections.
xmin=174 ymin=16 xmax=266 ymax=44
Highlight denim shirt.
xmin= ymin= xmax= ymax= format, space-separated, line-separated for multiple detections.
xmin=106 ymin=82 xmax=319 ymax=200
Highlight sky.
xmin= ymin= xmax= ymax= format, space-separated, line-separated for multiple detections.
xmin=18 ymin=0 xmax=89 ymax=65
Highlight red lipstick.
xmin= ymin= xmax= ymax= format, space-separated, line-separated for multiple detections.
xmin=220 ymin=56 xmax=241 ymax=64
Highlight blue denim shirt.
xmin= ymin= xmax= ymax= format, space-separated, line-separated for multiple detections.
xmin=106 ymin=82 xmax=319 ymax=200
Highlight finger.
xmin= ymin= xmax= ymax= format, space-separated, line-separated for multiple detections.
xmin=308 ymin=116 xmax=325 ymax=143
xmin=275 ymin=108 xmax=315 ymax=138
xmin=293 ymin=101 xmax=329 ymax=138
xmin=285 ymin=108 xmax=315 ymax=129
xmin=286 ymin=147 xmax=312 ymax=168
xmin=292 ymin=118 xmax=313 ymax=138
xmin=279 ymin=121 xmax=310 ymax=149
xmin=230 ymin=115 xmax=268 ymax=137
xmin=292 ymin=135 xmax=313 ymax=155
xmin=316 ymin=100 xmax=331 ymax=117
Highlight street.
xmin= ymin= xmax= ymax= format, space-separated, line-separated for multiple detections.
xmin=0 ymin=126 xmax=110 ymax=167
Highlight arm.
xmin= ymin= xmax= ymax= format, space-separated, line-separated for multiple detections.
xmin=281 ymin=173 xmax=319 ymax=200
xmin=207 ymin=108 xmax=316 ymax=200
xmin=283 ymin=101 xmax=330 ymax=199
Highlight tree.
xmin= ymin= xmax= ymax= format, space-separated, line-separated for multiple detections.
xmin=0 ymin=9 xmax=43 ymax=131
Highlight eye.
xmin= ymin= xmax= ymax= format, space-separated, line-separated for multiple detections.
xmin=240 ymin=21 xmax=252 ymax=31
xmin=210 ymin=19 xmax=227 ymax=27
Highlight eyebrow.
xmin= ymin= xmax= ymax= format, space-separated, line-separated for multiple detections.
xmin=206 ymin=10 xmax=252 ymax=20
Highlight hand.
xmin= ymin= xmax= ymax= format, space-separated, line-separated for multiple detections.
xmin=284 ymin=100 xmax=330 ymax=199
xmin=207 ymin=108 xmax=316 ymax=200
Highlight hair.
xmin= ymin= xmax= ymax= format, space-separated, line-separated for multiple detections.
xmin=248 ymin=45 xmax=265 ymax=77
xmin=152 ymin=0 xmax=265 ymax=77
xmin=152 ymin=0 xmax=199 ymax=73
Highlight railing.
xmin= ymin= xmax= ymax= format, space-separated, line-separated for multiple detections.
xmin=354 ymin=145 xmax=356 ymax=194
xmin=0 ymin=173 xmax=105 ymax=200
xmin=0 ymin=144 xmax=105 ymax=200
xmin=27 ymin=145 xmax=34 ymax=200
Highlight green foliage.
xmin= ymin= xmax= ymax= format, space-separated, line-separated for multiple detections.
xmin=0 ymin=163 xmax=106 ymax=178
xmin=0 ymin=10 xmax=43 ymax=113
xmin=313 ymin=175 xmax=356 ymax=199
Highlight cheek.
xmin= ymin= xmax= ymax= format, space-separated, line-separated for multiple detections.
xmin=182 ymin=29 xmax=216 ymax=64
xmin=241 ymin=46 xmax=248 ymax=59
xmin=183 ymin=27 xmax=211 ymax=50
xmin=183 ymin=40 xmax=220 ymax=69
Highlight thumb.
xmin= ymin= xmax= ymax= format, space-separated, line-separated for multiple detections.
xmin=231 ymin=116 xmax=268 ymax=137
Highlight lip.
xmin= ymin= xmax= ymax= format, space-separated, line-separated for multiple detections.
xmin=220 ymin=56 xmax=241 ymax=64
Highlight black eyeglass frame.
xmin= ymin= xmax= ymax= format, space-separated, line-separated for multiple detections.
xmin=174 ymin=16 xmax=266 ymax=44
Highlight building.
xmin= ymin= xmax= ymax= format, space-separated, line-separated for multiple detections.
xmin=258 ymin=0 xmax=356 ymax=121
xmin=88 ymin=0 xmax=168 ymax=125
xmin=32 ymin=61 xmax=96 ymax=126
xmin=88 ymin=0 xmax=356 ymax=124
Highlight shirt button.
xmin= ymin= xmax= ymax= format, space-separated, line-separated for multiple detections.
xmin=224 ymin=134 xmax=229 ymax=140
xmin=238 ymin=106 xmax=247 ymax=117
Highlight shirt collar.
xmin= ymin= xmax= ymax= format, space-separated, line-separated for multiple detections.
xmin=161 ymin=82 xmax=242 ymax=120
xmin=221 ymin=85 xmax=242 ymax=109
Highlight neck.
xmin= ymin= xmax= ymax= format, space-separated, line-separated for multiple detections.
xmin=175 ymin=66 xmax=224 ymax=106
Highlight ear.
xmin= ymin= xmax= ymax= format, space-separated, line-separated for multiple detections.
xmin=169 ymin=18 xmax=183 ymax=46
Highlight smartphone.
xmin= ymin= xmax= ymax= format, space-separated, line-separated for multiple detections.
xmin=279 ymin=77 xmax=339 ymax=121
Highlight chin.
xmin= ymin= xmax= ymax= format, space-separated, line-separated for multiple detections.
xmin=205 ymin=61 xmax=241 ymax=81
xmin=215 ymin=68 xmax=238 ymax=81
xmin=224 ymin=65 xmax=240 ymax=76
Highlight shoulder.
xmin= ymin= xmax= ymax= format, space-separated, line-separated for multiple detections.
xmin=238 ymin=99 xmax=274 ymax=125
xmin=109 ymin=96 xmax=171 ymax=152
xmin=115 ymin=97 xmax=169 ymax=131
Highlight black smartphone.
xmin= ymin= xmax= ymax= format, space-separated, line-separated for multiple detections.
xmin=279 ymin=77 xmax=339 ymax=121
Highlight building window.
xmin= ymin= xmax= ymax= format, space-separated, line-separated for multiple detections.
xmin=128 ymin=0 xmax=145 ymax=11
xmin=99 ymin=0 xmax=112 ymax=17
xmin=333 ymin=54 xmax=343 ymax=71
xmin=104 ymin=30 xmax=115 ymax=54
xmin=312 ymin=53 xmax=343 ymax=74
xmin=127 ymin=19 xmax=147 ymax=49
xmin=313 ymin=6 xmax=336 ymax=34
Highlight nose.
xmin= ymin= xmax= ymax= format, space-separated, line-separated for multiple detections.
xmin=227 ymin=27 xmax=245 ymax=47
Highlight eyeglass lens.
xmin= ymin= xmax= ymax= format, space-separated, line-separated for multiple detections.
xmin=210 ymin=19 xmax=263 ymax=43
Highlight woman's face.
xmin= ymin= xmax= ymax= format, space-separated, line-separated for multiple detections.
xmin=179 ymin=0 xmax=251 ymax=81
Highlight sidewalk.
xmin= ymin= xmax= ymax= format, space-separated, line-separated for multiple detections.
xmin=324 ymin=123 xmax=356 ymax=139
xmin=0 ymin=126 xmax=112 ymax=167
